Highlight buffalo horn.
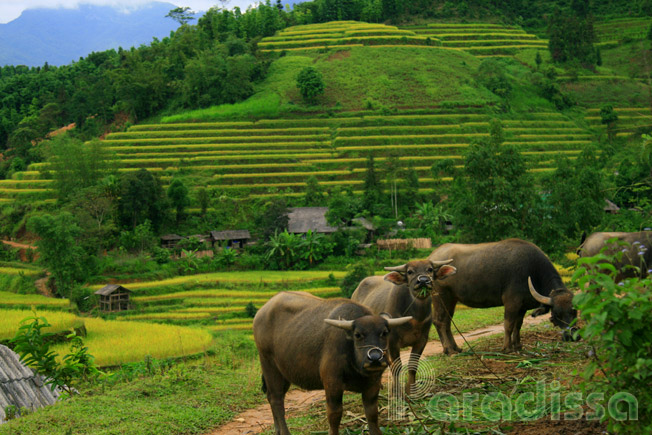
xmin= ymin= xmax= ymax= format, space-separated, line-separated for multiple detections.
xmin=528 ymin=277 xmax=552 ymax=305
xmin=430 ymin=259 xmax=454 ymax=266
xmin=386 ymin=316 xmax=413 ymax=327
xmin=324 ymin=318 xmax=355 ymax=330
xmin=384 ymin=264 xmax=407 ymax=272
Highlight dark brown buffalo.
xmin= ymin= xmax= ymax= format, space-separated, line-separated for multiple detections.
xmin=351 ymin=259 xmax=456 ymax=393
xmin=428 ymin=238 xmax=577 ymax=354
xmin=578 ymin=231 xmax=652 ymax=281
xmin=253 ymin=291 xmax=412 ymax=435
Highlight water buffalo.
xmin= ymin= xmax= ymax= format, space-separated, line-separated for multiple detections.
xmin=253 ymin=291 xmax=412 ymax=435
xmin=351 ymin=259 xmax=456 ymax=393
xmin=428 ymin=238 xmax=577 ymax=354
xmin=578 ymin=231 xmax=651 ymax=281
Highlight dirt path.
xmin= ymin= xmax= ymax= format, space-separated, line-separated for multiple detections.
xmin=210 ymin=314 xmax=551 ymax=435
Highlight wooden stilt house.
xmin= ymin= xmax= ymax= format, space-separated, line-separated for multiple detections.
xmin=95 ymin=284 xmax=131 ymax=312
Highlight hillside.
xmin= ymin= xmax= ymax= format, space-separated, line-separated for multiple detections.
xmin=6 ymin=19 xmax=650 ymax=205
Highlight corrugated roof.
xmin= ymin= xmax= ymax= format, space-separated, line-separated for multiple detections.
xmin=94 ymin=284 xmax=131 ymax=296
xmin=287 ymin=207 xmax=337 ymax=234
xmin=0 ymin=345 xmax=61 ymax=424
xmin=210 ymin=230 xmax=251 ymax=240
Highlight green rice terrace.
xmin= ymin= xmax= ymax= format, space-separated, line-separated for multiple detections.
xmin=4 ymin=108 xmax=594 ymax=202
xmin=258 ymin=21 xmax=548 ymax=57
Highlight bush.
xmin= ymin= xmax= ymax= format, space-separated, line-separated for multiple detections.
xmin=296 ymin=66 xmax=325 ymax=104
xmin=10 ymin=316 xmax=103 ymax=396
xmin=573 ymin=247 xmax=652 ymax=433
xmin=340 ymin=261 xmax=375 ymax=298
xmin=70 ymin=286 xmax=98 ymax=313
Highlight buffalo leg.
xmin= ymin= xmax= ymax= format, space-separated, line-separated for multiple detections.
xmin=406 ymin=332 xmax=429 ymax=395
xmin=361 ymin=383 xmax=382 ymax=435
xmin=432 ymin=294 xmax=461 ymax=354
xmin=324 ymin=386 xmax=344 ymax=435
xmin=503 ymin=307 xmax=523 ymax=353
xmin=511 ymin=310 xmax=526 ymax=351
xmin=261 ymin=360 xmax=291 ymax=435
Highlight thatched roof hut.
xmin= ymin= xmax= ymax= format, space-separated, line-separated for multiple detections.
xmin=0 ymin=344 xmax=61 ymax=424
xmin=287 ymin=207 xmax=337 ymax=234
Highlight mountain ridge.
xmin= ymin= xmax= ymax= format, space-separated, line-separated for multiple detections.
xmin=0 ymin=2 xmax=183 ymax=67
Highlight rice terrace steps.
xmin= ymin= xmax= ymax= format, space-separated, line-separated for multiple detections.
xmin=5 ymin=108 xmax=594 ymax=202
xmin=257 ymin=21 xmax=548 ymax=57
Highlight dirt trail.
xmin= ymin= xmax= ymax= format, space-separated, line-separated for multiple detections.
xmin=210 ymin=314 xmax=551 ymax=435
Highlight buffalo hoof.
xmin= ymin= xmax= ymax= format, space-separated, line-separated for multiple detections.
xmin=442 ymin=346 xmax=462 ymax=355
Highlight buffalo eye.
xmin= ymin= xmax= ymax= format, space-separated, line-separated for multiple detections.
xmin=427 ymin=267 xmax=433 ymax=274
xmin=407 ymin=270 xmax=414 ymax=275
xmin=354 ymin=332 xmax=364 ymax=340
xmin=380 ymin=329 xmax=388 ymax=338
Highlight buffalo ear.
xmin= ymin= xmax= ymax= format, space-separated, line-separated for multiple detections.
xmin=384 ymin=271 xmax=406 ymax=285
xmin=531 ymin=306 xmax=550 ymax=317
xmin=436 ymin=265 xmax=457 ymax=279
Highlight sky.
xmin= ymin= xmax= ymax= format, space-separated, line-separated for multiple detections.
xmin=0 ymin=0 xmax=257 ymax=24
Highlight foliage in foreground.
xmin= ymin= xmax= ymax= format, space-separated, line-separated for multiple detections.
xmin=10 ymin=316 xmax=102 ymax=396
xmin=573 ymin=243 xmax=651 ymax=433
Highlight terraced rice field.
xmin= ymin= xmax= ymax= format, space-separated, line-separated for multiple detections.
xmin=594 ymin=17 xmax=652 ymax=45
xmin=258 ymin=21 xmax=436 ymax=52
xmin=584 ymin=106 xmax=652 ymax=133
xmin=399 ymin=23 xmax=547 ymax=56
xmin=4 ymin=108 xmax=594 ymax=202
xmin=0 ymin=291 xmax=69 ymax=308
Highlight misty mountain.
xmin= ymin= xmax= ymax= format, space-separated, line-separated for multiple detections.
xmin=0 ymin=2 xmax=185 ymax=67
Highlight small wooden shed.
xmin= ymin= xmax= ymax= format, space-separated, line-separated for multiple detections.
xmin=95 ymin=284 xmax=131 ymax=312
xmin=160 ymin=234 xmax=184 ymax=248
xmin=210 ymin=230 xmax=251 ymax=249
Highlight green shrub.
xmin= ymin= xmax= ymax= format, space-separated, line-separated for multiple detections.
xmin=340 ymin=261 xmax=375 ymax=298
xmin=10 ymin=316 xmax=103 ymax=396
xmin=70 ymin=286 xmax=98 ymax=313
xmin=573 ymin=246 xmax=652 ymax=433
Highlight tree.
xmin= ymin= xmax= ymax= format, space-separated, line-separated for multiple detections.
xmin=197 ymin=187 xmax=210 ymax=216
xmin=296 ymin=66 xmax=325 ymax=104
xmin=475 ymin=59 xmax=512 ymax=99
xmin=117 ymin=169 xmax=168 ymax=231
xmin=452 ymin=120 xmax=537 ymax=242
xmin=27 ymin=212 xmax=94 ymax=297
xmin=600 ymin=104 xmax=618 ymax=142
xmin=540 ymin=149 xmax=603 ymax=245
xmin=547 ymin=5 xmax=596 ymax=65
xmin=255 ymin=198 xmax=289 ymax=241
xmin=304 ymin=175 xmax=325 ymax=206
xmin=362 ymin=154 xmax=382 ymax=214
xmin=166 ymin=7 xmax=196 ymax=25
xmin=167 ymin=179 xmax=190 ymax=225
xmin=535 ymin=51 xmax=542 ymax=70
xmin=44 ymin=135 xmax=117 ymax=202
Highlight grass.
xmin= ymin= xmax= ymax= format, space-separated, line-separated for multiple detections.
xmin=0 ymin=335 xmax=264 ymax=435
